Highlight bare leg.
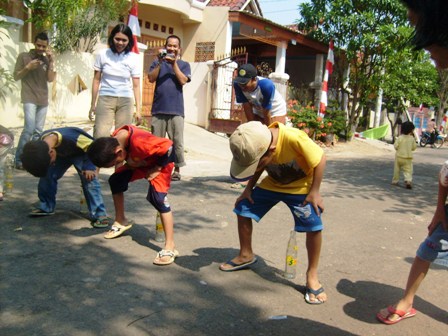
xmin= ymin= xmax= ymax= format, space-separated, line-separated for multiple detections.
xmin=112 ymin=192 xmax=128 ymax=224
xmin=305 ymin=231 xmax=327 ymax=302
xmin=377 ymin=256 xmax=430 ymax=322
xmin=220 ymin=215 xmax=254 ymax=269
xmin=160 ymin=211 xmax=175 ymax=251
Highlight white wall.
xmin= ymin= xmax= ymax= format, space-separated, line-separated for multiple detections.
xmin=1 ymin=16 xmax=209 ymax=130
xmin=184 ymin=62 xmax=210 ymax=127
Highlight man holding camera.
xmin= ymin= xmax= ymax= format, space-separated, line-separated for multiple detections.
xmin=148 ymin=35 xmax=191 ymax=181
xmin=13 ymin=31 xmax=56 ymax=170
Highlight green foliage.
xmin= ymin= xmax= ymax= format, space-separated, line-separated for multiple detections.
xmin=287 ymin=100 xmax=346 ymax=139
xmin=0 ymin=68 xmax=16 ymax=102
xmin=382 ymin=48 xmax=438 ymax=111
xmin=298 ymin=0 xmax=422 ymax=136
xmin=27 ymin=0 xmax=130 ymax=53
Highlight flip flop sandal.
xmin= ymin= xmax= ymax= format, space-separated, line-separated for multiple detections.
xmin=29 ymin=208 xmax=55 ymax=216
xmin=104 ymin=222 xmax=133 ymax=239
xmin=153 ymin=249 xmax=179 ymax=265
xmin=171 ymin=172 xmax=181 ymax=181
xmin=219 ymin=257 xmax=258 ymax=272
xmin=376 ymin=306 xmax=417 ymax=325
xmin=305 ymin=286 xmax=325 ymax=304
xmin=91 ymin=216 xmax=111 ymax=228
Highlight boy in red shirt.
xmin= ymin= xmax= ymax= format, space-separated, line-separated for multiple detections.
xmin=88 ymin=125 xmax=178 ymax=265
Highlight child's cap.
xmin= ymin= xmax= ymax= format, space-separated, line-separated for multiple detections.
xmin=234 ymin=64 xmax=257 ymax=85
xmin=229 ymin=121 xmax=271 ymax=181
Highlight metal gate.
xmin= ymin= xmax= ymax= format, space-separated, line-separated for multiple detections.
xmin=208 ymin=52 xmax=248 ymax=134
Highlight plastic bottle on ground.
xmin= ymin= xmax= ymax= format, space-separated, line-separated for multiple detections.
xmin=155 ymin=212 xmax=165 ymax=242
xmin=4 ymin=154 xmax=14 ymax=194
xmin=284 ymin=230 xmax=298 ymax=279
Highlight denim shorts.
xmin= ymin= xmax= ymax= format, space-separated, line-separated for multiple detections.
xmin=416 ymin=222 xmax=448 ymax=268
xmin=234 ymin=187 xmax=323 ymax=232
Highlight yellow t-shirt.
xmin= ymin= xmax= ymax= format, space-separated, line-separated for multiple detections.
xmin=259 ymin=122 xmax=324 ymax=194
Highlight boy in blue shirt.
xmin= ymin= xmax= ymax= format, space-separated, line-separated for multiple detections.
xmin=21 ymin=127 xmax=109 ymax=227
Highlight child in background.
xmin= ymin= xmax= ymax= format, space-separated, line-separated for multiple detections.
xmin=392 ymin=121 xmax=416 ymax=189
xmin=87 ymin=125 xmax=178 ymax=266
xmin=20 ymin=127 xmax=109 ymax=227
xmin=0 ymin=125 xmax=14 ymax=201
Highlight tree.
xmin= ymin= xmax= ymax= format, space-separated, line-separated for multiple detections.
xmin=298 ymin=0 xmax=420 ymax=138
xmin=381 ymin=43 xmax=438 ymax=139
xmin=436 ymin=69 xmax=448 ymax=131
xmin=25 ymin=0 xmax=129 ymax=53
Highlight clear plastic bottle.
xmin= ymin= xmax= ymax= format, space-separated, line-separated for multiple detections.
xmin=284 ymin=230 xmax=298 ymax=279
xmin=155 ymin=212 xmax=165 ymax=242
xmin=4 ymin=154 xmax=14 ymax=194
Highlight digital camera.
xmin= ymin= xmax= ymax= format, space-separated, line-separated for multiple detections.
xmin=159 ymin=49 xmax=167 ymax=58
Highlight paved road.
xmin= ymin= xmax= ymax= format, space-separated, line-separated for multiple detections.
xmin=1 ymin=122 xmax=447 ymax=336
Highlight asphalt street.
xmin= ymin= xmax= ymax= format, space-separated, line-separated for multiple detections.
xmin=1 ymin=121 xmax=447 ymax=336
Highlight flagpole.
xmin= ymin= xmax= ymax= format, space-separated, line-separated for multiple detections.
xmin=319 ymin=39 xmax=334 ymax=117
xmin=127 ymin=0 xmax=141 ymax=54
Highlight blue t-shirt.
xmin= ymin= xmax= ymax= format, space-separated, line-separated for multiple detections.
xmin=41 ymin=127 xmax=96 ymax=171
xmin=149 ymin=59 xmax=191 ymax=116
xmin=234 ymin=76 xmax=286 ymax=117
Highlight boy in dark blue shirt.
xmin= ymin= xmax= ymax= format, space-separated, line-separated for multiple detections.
xmin=21 ymin=127 xmax=109 ymax=227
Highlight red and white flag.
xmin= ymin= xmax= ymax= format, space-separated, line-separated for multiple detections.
xmin=127 ymin=0 xmax=140 ymax=54
xmin=319 ymin=39 xmax=334 ymax=117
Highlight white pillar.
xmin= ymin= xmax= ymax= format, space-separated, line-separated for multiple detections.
xmin=205 ymin=60 xmax=215 ymax=130
xmin=275 ymin=42 xmax=287 ymax=73
xmin=310 ymin=54 xmax=324 ymax=108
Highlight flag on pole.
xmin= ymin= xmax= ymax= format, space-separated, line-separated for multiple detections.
xmin=319 ymin=39 xmax=334 ymax=117
xmin=127 ymin=0 xmax=140 ymax=54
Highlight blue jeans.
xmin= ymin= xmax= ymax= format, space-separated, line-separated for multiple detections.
xmin=16 ymin=103 xmax=48 ymax=165
xmin=37 ymin=155 xmax=107 ymax=220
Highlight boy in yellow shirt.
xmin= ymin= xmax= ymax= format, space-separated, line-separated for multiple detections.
xmin=220 ymin=121 xmax=327 ymax=304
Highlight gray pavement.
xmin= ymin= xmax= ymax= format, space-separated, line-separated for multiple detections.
xmin=1 ymin=120 xmax=447 ymax=336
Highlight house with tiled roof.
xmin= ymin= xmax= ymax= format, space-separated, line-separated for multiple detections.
xmin=1 ymin=0 xmax=329 ymax=133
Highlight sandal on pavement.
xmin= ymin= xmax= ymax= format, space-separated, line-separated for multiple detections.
xmin=376 ymin=306 xmax=417 ymax=325
xmin=305 ymin=286 xmax=326 ymax=304
xmin=29 ymin=208 xmax=55 ymax=216
xmin=104 ymin=221 xmax=133 ymax=239
xmin=91 ymin=216 xmax=111 ymax=228
xmin=153 ymin=249 xmax=179 ymax=265
xmin=219 ymin=257 xmax=258 ymax=272
xmin=171 ymin=172 xmax=181 ymax=181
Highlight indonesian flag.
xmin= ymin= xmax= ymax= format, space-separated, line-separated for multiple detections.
xmin=127 ymin=0 xmax=140 ymax=54
xmin=319 ymin=39 xmax=334 ymax=116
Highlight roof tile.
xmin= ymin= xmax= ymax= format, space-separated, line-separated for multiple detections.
xmin=207 ymin=0 xmax=247 ymax=11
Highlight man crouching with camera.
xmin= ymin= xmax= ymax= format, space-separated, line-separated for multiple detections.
xmin=148 ymin=35 xmax=191 ymax=182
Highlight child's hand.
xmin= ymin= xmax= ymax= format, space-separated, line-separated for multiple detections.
xmin=83 ymin=170 xmax=96 ymax=181
xmin=147 ymin=171 xmax=160 ymax=181
xmin=146 ymin=165 xmax=162 ymax=181
xmin=235 ymin=188 xmax=253 ymax=207
xmin=304 ymin=191 xmax=324 ymax=216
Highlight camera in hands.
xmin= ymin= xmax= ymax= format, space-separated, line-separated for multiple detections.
xmin=159 ymin=49 xmax=175 ymax=59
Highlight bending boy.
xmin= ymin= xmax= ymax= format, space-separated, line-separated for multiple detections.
xmin=21 ymin=127 xmax=109 ymax=227
xmin=87 ymin=125 xmax=178 ymax=266
xmin=220 ymin=121 xmax=327 ymax=304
